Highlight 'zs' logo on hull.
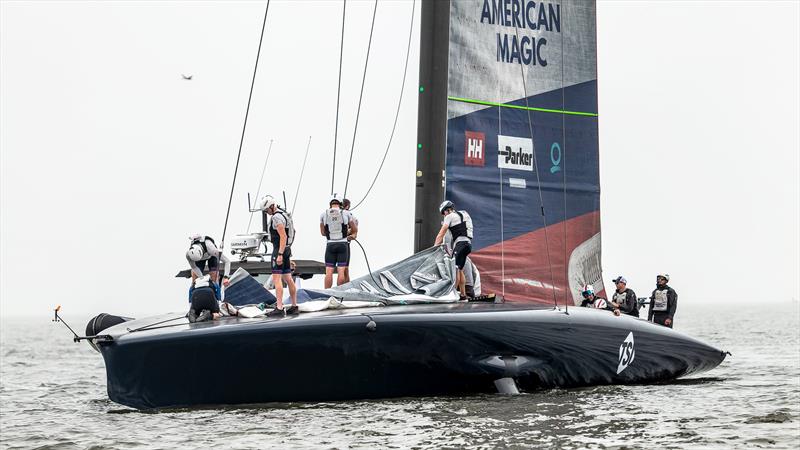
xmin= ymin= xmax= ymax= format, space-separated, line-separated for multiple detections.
xmin=617 ymin=331 xmax=635 ymax=374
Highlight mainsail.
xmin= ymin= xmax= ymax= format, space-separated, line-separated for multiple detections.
xmin=415 ymin=0 xmax=603 ymax=305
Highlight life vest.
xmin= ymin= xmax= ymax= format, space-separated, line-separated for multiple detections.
xmin=323 ymin=208 xmax=348 ymax=241
xmin=652 ymin=289 xmax=669 ymax=312
xmin=613 ymin=290 xmax=627 ymax=307
xmin=270 ymin=208 xmax=295 ymax=248
xmin=448 ymin=211 xmax=473 ymax=241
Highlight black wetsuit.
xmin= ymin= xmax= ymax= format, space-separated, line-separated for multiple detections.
xmin=612 ymin=288 xmax=639 ymax=317
xmin=190 ymin=286 xmax=220 ymax=315
xmin=648 ymin=285 xmax=677 ymax=327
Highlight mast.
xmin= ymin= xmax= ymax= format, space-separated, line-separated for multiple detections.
xmin=413 ymin=0 xmax=450 ymax=252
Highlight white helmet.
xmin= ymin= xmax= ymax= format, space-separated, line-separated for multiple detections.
xmin=258 ymin=195 xmax=277 ymax=211
xmin=657 ymin=273 xmax=670 ymax=282
xmin=189 ymin=233 xmax=203 ymax=242
xmin=187 ymin=244 xmax=204 ymax=262
xmin=593 ymin=298 xmax=608 ymax=309
xmin=581 ymin=284 xmax=594 ymax=296
xmin=439 ymin=200 xmax=454 ymax=214
xmin=330 ymin=194 xmax=342 ymax=206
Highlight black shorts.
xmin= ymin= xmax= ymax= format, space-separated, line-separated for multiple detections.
xmin=325 ymin=242 xmax=350 ymax=268
xmin=196 ymin=256 xmax=219 ymax=274
xmin=453 ymin=241 xmax=472 ymax=270
xmin=271 ymin=247 xmax=292 ymax=274
xmin=190 ymin=287 xmax=220 ymax=314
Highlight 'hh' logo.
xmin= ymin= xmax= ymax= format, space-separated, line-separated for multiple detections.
xmin=497 ymin=135 xmax=533 ymax=171
xmin=464 ymin=131 xmax=485 ymax=166
xmin=617 ymin=331 xmax=635 ymax=375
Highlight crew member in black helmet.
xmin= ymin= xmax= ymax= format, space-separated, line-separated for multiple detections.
xmin=610 ymin=276 xmax=639 ymax=317
xmin=434 ymin=200 xmax=474 ymax=299
xmin=648 ymin=273 xmax=677 ymax=327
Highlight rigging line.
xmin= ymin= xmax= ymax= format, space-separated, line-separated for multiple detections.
xmin=291 ymin=136 xmax=313 ymax=214
xmin=350 ymin=0 xmax=416 ymax=211
xmin=247 ymin=139 xmax=274 ymax=233
xmin=222 ymin=0 xmax=271 ymax=247
xmin=351 ymin=238 xmax=382 ymax=295
xmin=499 ymin=91 xmax=505 ymax=300
xmin=342 ymin=0 xmax=378 ymax=199
xmin=560 ymin=3 xmax=569 ymax=314
xmin=331 ymin=0 xmax=346 ymax=195
xmin=513 ymin=24 xmax=559 ymax=309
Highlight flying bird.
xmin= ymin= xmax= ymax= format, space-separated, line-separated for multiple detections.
xmin=181 ymin=74 xmax=193 ymax=80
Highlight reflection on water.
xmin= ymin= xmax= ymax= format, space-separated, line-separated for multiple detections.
xmin=1 ymin=302 xmax=798 ymax=448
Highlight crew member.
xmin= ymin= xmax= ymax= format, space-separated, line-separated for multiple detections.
xmin=188 ymin=275 xmax=221 ymax=323
xmin=320 ymin=195 xmax=357 ymax=288
xmin=648 ymin=273 xmax=677 ymax=327
xmin=341 ymin=198 xmax=359 ymax=284
xmin=580 ymin=284 xmax=609 ymax=309
xmin=434 ymin=200 xmax=473 ymax=299
xmin=186 ymin=234 xmax=231 ymax=286
xmin=260 ymin=195 xmax=299 ymax=317
xmin=610 ymin=276 xmax=638 ymax=317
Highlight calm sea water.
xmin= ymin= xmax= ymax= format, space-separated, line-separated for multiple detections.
xmin=1 ymin=302 xmax=798 ymax=449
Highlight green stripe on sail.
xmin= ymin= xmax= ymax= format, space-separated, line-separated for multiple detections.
xmin=447 ymin=96 xmax=598 ymax=117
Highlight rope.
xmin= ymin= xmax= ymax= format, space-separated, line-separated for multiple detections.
xmin=221 ymin=0 xmax=271 ymax=247
xmin=331 ymin=0 xmax=346 ymax=195
xmin=291 ymin=136 xmax=312 ymax=214
xmin=513 ymin=24 xmax=559 ymax=309
xmin=350 ymin=0 xmax=416 ymax=211
xmin=560 ymin=3 xmax=569 ymax=313
xmin=247 ymin=139 xmax=274 ymax=233
xmin=351 ymin=238 xmax=381 ymax=291
xmin=342 ymin=0 xmax=378 ymax=199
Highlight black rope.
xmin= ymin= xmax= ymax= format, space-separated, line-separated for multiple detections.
xmin=560 ymin=3 xmax=569 ymax=314
xmin=291 ymin=136 xmax=312 ymax=214
xmin=342 ymin=0 xmax=378 ymax=199
xmin=351 ymin=238 xmax=381 ymax=291
xmin=351 ymin=0 xmax=416 ymax=211
xmin=221 ymin=0 xmax=270 ymax=247
xmin=331 ymin=0 xmax=346 ymax=195
xmin=513 ymin=24 xmax=559 ymax=309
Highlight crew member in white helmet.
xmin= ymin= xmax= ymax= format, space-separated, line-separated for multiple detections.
xmin=320 ymin=195 xmax=357 ymax=289
xmin=186 ymin=234 xmax=231 ymax=286
xmin=341 ymin=198 xmax=359 ymax=284
xmin=259 ymin=195 xmax=299 ymax=317
xmin=580 ymin=284 xmax=609 ymax=309
xmin=434 ymin=200 xmax=473 ymax=299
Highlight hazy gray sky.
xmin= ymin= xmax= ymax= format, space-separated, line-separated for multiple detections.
xmin=1 ymin=1 xmax=798 ymax=318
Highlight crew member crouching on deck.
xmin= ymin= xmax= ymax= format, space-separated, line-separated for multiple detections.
xmin=648 ymin=273 xmax=677 ymax=328
xmin=189 ymin=275 xmax=221 ymax=323
xmin=434 ymin=200 xmax=474 ymax=299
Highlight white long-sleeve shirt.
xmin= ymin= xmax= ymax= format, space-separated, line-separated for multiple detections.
xmin=186 ymin=238 xmax=231 ymax=278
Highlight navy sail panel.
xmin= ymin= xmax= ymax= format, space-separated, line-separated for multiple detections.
xmin=445 ymin=0 xmax=602 ymax=304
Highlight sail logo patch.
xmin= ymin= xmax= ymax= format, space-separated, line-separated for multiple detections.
xmin=464 ymin=131 xmax=485 ymax=166
xmin=497 ymin=135 xmax=533 ymax=171
xmin=617 ymin=331 xmax=635 ymax=375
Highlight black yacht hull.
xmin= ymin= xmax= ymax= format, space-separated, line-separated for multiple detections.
xmin=96 ymin=304 xmax=726 ymax=409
